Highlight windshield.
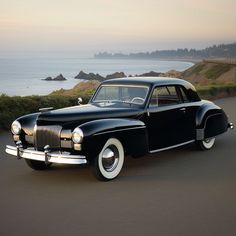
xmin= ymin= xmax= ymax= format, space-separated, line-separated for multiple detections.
xmin=92 ymin=85 xmax=149 ymax=105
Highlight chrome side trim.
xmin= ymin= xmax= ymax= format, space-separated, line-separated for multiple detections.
xmin=93 ymin=126 xmax=146 ymax=136
xmin=5 ymin=145 xmax=87 ymax=165
xmin=149 ymin=140 xmax=195 ymax=154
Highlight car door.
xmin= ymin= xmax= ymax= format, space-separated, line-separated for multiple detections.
xmin=146 ymin=85 xmax=193 ymax=151
xmin=176 ymin=85 xmax=197 ymax=141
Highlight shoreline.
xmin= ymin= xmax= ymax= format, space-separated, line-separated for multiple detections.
xmin=0 ymin=59 xmax=193 ymax=96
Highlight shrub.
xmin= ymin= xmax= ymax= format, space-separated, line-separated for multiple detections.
xmin=0 ymin=94 xmax=89 ymax=131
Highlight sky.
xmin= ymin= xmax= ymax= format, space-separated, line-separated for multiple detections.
xmin=0 ymin=0 xmax=235 ymax=57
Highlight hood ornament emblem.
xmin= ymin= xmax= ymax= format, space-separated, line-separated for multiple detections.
xmin=39 ymin=107 xmax=54 ymax=112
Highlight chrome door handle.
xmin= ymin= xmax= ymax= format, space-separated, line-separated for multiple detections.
xmin=179 ymin=107 xmax=186 ymax=112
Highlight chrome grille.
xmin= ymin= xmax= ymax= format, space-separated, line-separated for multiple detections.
xmin=34 ymin=125 xmax=62 ymax=150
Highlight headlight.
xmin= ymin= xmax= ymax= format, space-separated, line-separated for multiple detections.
xmin=11 ymin=120 xmax=21 ymax=135
xmin=72 ymin=127 xmax=84 ymax=144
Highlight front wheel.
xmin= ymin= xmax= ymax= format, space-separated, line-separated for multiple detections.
xmin=196 ymin=137 xmax=216 ymax=150
xmin=25 ymin=159 xmax=52 ymax=170
xmin=92 ymin=138 xmax=124 ymax=181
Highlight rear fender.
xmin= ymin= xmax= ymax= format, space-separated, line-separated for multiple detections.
xmin=196 ymin=102 xmax=228 ymax=140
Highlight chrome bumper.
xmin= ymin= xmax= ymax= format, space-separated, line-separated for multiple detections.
xmin=5 ymin=145 xmax=87 ymax=165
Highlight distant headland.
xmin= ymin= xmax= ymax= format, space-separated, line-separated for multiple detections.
xmin=94 ymin=42 xmax=236 ymax=61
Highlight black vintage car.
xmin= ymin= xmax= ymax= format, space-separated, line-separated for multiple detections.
xmin=6 ymin=77 xmax=234 ymax=180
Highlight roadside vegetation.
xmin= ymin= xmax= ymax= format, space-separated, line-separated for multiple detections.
xmin=0 ymin=95 xmax=89 ymax=131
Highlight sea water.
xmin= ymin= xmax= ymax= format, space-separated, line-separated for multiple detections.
xmin=0 ymin=58 xmax=193 ymax=96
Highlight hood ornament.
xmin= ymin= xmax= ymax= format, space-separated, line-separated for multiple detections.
xmin=39 ymin=107 xmax=54 ymax=112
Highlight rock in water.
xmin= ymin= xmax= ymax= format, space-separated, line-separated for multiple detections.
xmin=44 ymin=76 xmax=53 ymax=81
xmin=106 ymin=72 xmax=126 ymax=79
xmin=53 ymin=74 xmax=67 ymax=81
xmin=75 ymin=71 xmax=105 ymax=81
xmin=43 ymin=74 xmax=66 ymax=81
xmin=138 ymin=71 xmax=162 ymax=77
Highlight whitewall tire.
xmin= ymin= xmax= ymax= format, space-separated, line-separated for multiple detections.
xmin=93 ymin=138 xmax=124 ymax=181
xmin=196 ymin=137 xmax=216 ymax=150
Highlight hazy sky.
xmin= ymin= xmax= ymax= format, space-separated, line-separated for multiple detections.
xmin=0 ymin=0 xmax=235 ymax=57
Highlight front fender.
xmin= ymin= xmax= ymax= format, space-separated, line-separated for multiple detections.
xmin=79 ymin=118 xmax=145 ymax=137
xmin=17 ymin=113 xmax=39 ymax=136
xmin=11 ymin=112 xmax=39 ymax=146
xmin=79 ymin=118 xmax=148 ymax=159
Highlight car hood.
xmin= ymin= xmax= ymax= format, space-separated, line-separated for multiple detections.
xmin=37 ymin=103 xmax=143 ymax=126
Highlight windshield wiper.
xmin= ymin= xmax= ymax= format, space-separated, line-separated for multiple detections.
xmin=93 ymin=100 xmax=136 ymax=106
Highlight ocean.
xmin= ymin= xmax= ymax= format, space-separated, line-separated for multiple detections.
xmin=0 ymin=58 xmax=193 ymax=96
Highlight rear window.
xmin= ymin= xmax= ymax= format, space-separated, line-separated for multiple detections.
xmin=178 ymin=86 xmax=190 ymax=103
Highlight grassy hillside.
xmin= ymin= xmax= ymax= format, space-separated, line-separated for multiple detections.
xmin=51 ymin=80 xmax=99 ymax=97
xmin=182 ymin=60 xmax=236 ymax=86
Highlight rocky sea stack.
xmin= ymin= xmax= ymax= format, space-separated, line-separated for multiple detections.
xmin=43 ymin=74 xmax=67 ymax=81
xmin=75 ymin=71 xmax=127 ymax=81
xmin=75 ymin=71 xmax=104 ymax=81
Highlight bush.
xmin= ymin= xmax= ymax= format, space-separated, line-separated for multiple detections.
xmin=0 ymin=94 xmax=90 ymax=131
xmin=197 ymin=84 xmax=236 ymax=99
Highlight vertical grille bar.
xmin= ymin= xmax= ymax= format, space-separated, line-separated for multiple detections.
xmin=34 ymin=125 xmax=62 ymax=150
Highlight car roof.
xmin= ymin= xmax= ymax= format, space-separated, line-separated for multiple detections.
xmin=103 ymin=77 xmax=191 ymax=87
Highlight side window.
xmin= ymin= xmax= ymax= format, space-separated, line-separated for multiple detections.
xmin=178 ymin=86 xmax=190 ymax=103
xmin=149 ymin=86 xmax=181 ymax=107
xmin=149 ymin=87 xmax=159 ymax=106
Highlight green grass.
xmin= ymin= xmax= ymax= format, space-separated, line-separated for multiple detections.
xmin=197 ymin=84 xmax=236 ymax=98
xmin=183 ymin=63 xmax=205 ymax=77
xmin=204 ymin=64 xmax=232 ymax=80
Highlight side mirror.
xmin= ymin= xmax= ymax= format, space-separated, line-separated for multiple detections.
xmin=78 ymin=97 xmax=83 ymax=105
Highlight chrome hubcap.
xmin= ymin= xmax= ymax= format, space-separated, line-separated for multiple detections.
xmin=204 ymin=138 xmax=211 ymax=143
xmin=102 ymin=145 xmax=119 ymax=172
xmin=202 ymin=137 xmax=215 ymax=149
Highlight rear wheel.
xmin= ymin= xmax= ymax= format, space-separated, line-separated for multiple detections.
xmin=92 ymin=138 xmax=124 ymax=181
xmin=196 ymin=137 xmax=216 ymax=150
xmin=25 ymin=159 xmax=52 ymax=170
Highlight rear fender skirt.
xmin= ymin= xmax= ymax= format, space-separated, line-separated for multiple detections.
xmin=196 ymin=103 xmax=228 ymax=140
xmin=195 ymin=102 xmax=221 ymax=128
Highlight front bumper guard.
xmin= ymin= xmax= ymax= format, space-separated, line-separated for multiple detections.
xmin=5 ymin=143 xmax=87 ymax=165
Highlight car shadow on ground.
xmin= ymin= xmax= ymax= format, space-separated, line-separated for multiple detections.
xmin=8 ymin=137 xmax=230 ymax=186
